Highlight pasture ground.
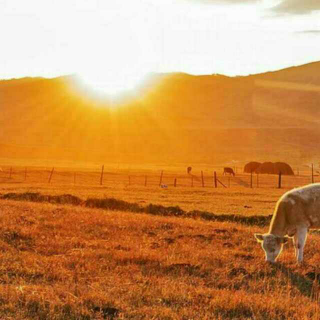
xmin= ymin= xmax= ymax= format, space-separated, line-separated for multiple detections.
xmin=0 ymin=165 xmax=319 ymax=319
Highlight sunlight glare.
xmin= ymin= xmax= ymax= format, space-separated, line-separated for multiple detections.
xmin=76 ymin=68 xmax=147 ymax=99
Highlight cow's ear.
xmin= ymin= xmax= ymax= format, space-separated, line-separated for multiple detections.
xmin=254 ymin=233 xmax=264 ymax=242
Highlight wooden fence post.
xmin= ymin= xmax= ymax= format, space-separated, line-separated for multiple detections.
xmin=278 ymin=172 xmax=282 ymax=189
xmin=48 ymin=167 xmax=54 ymax=183
xmin=201 ymin=171 xmax=204 ymax=187
xmin=174 ymin=178 xmax=177 ymax=187
xmin=100 ymin=165 xmax=104 ymax=185
xmin=214 ymin=171 xmax=217 ymax=188
xmin=159 ymin=170 xmax=163 ymax=186
xmin=250 ymin=171 xmax=253 ymax=188
xmin=144 ymin=176 xmax=147 ymax=187
xmin=312 ymin=164 xmax=314 ymax=183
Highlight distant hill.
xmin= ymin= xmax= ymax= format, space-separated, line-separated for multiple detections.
xmin=254 ymin=61 xmax=320 ymax=85
xmin=1 ymin=61 xmax=320 ymax=165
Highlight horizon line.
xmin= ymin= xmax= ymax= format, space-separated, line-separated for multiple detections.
xmin=0 ymin=59 xmax=319 ymax=82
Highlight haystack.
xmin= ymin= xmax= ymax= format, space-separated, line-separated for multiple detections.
xmin=244 ymin=162 xmax=261 ymax=173
xmin=274 ymin=162 xmax=294 ymax=175
xmin=255 ymin=162 xmax=276 ymax=174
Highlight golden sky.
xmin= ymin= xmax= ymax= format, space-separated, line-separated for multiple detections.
xmin=1 ymin=0 xmax=320 ymax=95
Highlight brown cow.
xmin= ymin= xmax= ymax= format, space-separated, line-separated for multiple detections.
xmin=223 ymin=167 xmax=235 ymax=176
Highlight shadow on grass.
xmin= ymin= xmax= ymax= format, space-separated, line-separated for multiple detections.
xmin=233 ymin=177 xmax=250 ymax=188
xmin=272 ymin=263 xmax=314 ymax=298
xmin=0 ymin=192 xmax=272 ymax=227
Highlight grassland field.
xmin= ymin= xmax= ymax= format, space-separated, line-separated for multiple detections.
xmin=0 ymin=164 xmax=320 ymax=319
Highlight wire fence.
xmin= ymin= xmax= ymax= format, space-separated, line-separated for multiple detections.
xmin=0 ymin=165 xmax=318 ymax=190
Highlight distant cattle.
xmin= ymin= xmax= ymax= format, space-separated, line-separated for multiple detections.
xmin=187 ymin=167 xmax=192 ymax=174
xmin=255 ymin=183 xmax=320 ymax=263
xmin=223 ymin=167 xmax=235 ymax=176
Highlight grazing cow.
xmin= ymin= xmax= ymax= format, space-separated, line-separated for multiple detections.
xmin=223 ymin=167 xmax=235 ymax=176
xmin=255 ymin=183 xmax=320 ymax=263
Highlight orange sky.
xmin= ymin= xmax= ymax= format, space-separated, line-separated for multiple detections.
xmin=1 ymin=0 xmax=320 ymax=96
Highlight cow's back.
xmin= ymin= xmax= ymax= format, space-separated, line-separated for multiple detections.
xmin=284 ymin=184 xmax=320 ymax=228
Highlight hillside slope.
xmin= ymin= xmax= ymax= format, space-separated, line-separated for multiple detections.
xmin=1 ymin=61 xmax=320 ymax=165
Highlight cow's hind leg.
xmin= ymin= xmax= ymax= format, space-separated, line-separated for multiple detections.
xmin=293 ymin=227 xmax=308 ymax=263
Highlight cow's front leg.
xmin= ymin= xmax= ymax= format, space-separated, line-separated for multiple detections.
xmin=293 ymin=227 xmax=308 ymax=263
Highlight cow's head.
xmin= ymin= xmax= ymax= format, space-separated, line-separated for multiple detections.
xmin=254 ymin=233 xmax=289 ymax=262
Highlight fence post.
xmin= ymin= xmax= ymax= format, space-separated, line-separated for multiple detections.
xmin=100 ymin=165 xmax=104 ymax=185
xmin=214 ymin=171 xmax=217 ymax=188
xmin=144 ymin=176 xmax=147 ymax=187
xmin=174 ymin=178 xmax=177 ymax=187
xmin=159 ymin=170 xmax=163 ymax=186
xmin=48 ymin=167 xmax=54 ymax=183
xmin=250 ymin=171 xmax=253 ymax=188
xmin=201 ymin=171 xmax=204 ymax=187
xmin=312 ymin=164 xmax=314 ymax=183
xmin=278 ymin=172 xmax=282 ymax=189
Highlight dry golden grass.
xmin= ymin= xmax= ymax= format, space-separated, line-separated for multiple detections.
xmin=1 ymin=199 xmax=320 ymax=319
xmin=0 ymin=166 xmax=319 ymax=319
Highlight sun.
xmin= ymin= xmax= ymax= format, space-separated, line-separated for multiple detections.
xmin=75 ymin=68 xmax=147 ymax=100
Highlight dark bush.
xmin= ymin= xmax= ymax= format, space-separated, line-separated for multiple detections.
xmin=85 ymin=197 xmax=142 ymax=212
xmin=0 ymin=192 xmax=82 ymax=206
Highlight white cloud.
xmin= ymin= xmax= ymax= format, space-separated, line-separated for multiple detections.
xmin=271 ymin=0 xmax=320 ymax=15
